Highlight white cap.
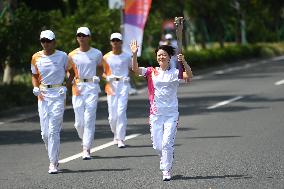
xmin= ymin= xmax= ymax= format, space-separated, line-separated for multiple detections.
xmin=40 ymin=30 xmax=55 ymax=40
xmin=165 ymin=33 xmax=173 ymax=40
xmin=110 ymin=33 xmax=122 ymax=40
xmin=76 ymin=27 xmax=91 ymax=36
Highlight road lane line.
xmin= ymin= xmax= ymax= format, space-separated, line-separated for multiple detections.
xmin=214 ymin=70 xmax=225 ymax=75
xmin=207 ymin=96 xmax=243 ymax=109
xmin=59 ymin=133 xmax=141 ymax=164
xmin=0 ymin=122 xmax=4 ymax=125
xmin=275 ymin=79 xmax=284 ymax=86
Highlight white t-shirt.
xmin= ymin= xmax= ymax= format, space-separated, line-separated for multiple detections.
xmin=103 ymin=51 xmax=131 ymax=77
xmin=140 ymin=67 xmax=179 ymax=115
xmin=31 ymin=50 xmax=68 ymax=85
xmin=69 ymin=48 xmax=102 ymax=79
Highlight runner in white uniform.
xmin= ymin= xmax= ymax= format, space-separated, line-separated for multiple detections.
xmin=31 ymin=30 xmax=68 ymax=174
xmin=68 ymin=27 xmax=103 ymax=160
xmin=102 ymin=33 xmax=132 ymax=148
xmin=130 ymin=40 xmax=192 ymax=181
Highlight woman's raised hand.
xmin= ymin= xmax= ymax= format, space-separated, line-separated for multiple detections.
xmin=130 ymin=40 xmax=139 ymax=55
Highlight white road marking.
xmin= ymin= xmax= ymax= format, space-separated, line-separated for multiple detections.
xmin=214 ymin=70 xmax=225 ymax=75
xmin=192 ymin=75 xmax=203 ymax=80
xmin=59 ymin=133 xmax=141 ymax=164
xmin=137 ymin=88 xmax=147 ymax=94
xmin=274 ymin=79 xmax=284 ymax=86
xmin=272 ymin=55 xmax=284 ymax=61
xmin=0 ymin=122 xmax=4 ymax=125
xmin=207 ymin=96 xmax=243 ymax=109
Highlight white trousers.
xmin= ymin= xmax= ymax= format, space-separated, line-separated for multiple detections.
xmin=38 ymin=88 xmax=66 ymax=164
xmin=150 ymin=112 xmax=179 ymax=171
xmin=72 ymin=84 xmax=99 ymax=150
xmin=107 ymin=81 xmax=130 ymax=141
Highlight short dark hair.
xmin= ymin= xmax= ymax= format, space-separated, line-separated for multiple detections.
xmin=155 ymin=45 xmax=175 ymax=57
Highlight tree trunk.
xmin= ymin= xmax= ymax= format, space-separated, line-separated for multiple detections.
xmin=3 ymin=57 xmax=14 ymax=84
xmin=219 ymin=38 xmax=224 ymax=48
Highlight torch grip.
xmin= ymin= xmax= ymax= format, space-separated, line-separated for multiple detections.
xmin=178 ymin=61 xmax=185 ymax=79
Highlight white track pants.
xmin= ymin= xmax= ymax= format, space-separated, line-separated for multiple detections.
xmin=72 ymin=91 xmax=99 ymax=150
xmin=38 ymin=89 xmax=65 ymax=164
xmin=150 ymin=112 xmax=179 ymax=171
xmin=107 ymin=81 xmax=130 ymax=141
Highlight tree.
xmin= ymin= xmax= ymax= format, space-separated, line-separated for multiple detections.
xmin=49 ymin=0 xmax=120 ymax=54
xmin=0 ymin=1 xmax=50 ymax=84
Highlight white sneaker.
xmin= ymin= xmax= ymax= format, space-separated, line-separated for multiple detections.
xmin=48 ymin=163 xmax=58 ymax=174
xmin=82 ymin=149 xmax=91 ymax=160
xmin=162 ymin=171 xmax=171 ymax=181
xmin=117 ymin=140 xmax=126 ymax=148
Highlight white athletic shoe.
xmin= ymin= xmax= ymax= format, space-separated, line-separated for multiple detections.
xmin=162 ymin=170 xmax=171 ymax=181
xmin=82 ymin=149 xmax=91 ymax=160
xmin=117 ymin=140 xmax=126 ymax=148
xmin=48 ymin=163 xmax=58 ymax=174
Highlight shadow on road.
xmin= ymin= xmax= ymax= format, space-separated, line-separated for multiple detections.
xmin=91 ymin=154 xmax=156 ymax=159
xmin=172 ymin=174 xmax=252 ymax=180
xmin=185 ymin=135 xmax=241 ymax=139
xmin=0 ymin=123 xmax=151 ymax=145
xmin=6 ymin=93 xmax=284 ymax=124
xmin=59 ymin=168 xmax=131 ymax=174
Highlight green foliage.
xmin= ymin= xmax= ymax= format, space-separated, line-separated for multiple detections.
xmin=49 ymin=0 xmax=120 ymax=54
xmin=0 ymin=3 xmax=50 ymax=69
xmin=259 ymin=46 xmax=275 ymax=58
xmin=0 ymin=83 xmax=34 ymax=112
xmin=13 ymin=72 xmax=32 ymax=85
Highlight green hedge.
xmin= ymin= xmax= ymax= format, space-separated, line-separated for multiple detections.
xmin=0 ymin=83 xmax=35 ymax=112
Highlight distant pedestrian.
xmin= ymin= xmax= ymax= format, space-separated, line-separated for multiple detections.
xmin=163 ymin=33 xmax=178 ymax=69
xmin=31 ymin=30 xmax=68 ymax=174
xmin=67 ymin=27 xmax=103 ymax=160
xmin=130 ymin=40 xmax=192 ymax=181
xmin=102 ymin=33 xmax=132 ymax=148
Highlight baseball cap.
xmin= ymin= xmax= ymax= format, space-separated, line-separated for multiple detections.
xmin=165 ymin=33 xmax=173 ymax=40
xmin=40 ymin=30 xmax=55 ymax=40
xmin=76 ymin=27 xmax=91 ymax=36
xmin=110 ymin=33 xmax=122 ymax=40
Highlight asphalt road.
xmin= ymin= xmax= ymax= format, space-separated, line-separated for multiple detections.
xmin=0 ymin=57 xmax=284 ymax=189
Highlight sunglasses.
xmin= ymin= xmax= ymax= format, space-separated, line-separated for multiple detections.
xmin=40 ymin=38 xmax=53 ymax=43
xmin=77 ymin=33 xmax=89 ymax=37
xmin=111 ymin=38 xmax=121 ymax=42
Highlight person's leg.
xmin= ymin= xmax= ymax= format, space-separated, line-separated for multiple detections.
xmin=72 ymin=95 xmax=85 ymax=139
xmin=107 ymin=94 xmax=118 ymax=140
xmin=47 ymin=97 xmax=65 ymax=173
xmin=82 ymin=92 xmax=99 ymax=159
xmin=38 ymin=100 xmax=49 ymax=150
xmin=116 ymin=85 xmax=129 ymax=142
xmin=160 ymin=113 xmax=179 ymax=181
xmin=149 ymin=114 xmax=164 ymax=156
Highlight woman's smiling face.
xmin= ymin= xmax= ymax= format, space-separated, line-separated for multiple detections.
xmin=156 ymin=49 xmax=170 ymax=68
